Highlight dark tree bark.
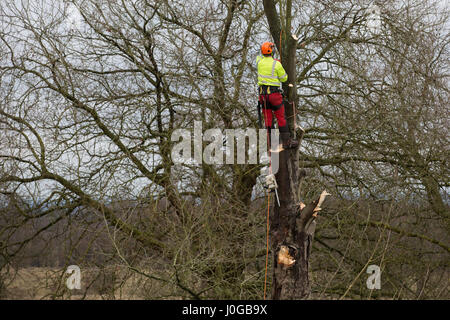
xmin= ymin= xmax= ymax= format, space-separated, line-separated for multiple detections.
xmin=262 ymin=0 xmax=330 ymax=300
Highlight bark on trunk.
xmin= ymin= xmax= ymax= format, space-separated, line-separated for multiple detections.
xmin=270 ymin=141 xmax=327 ymax=299
xmin=263 ymin=0 xmax=330 ymax=300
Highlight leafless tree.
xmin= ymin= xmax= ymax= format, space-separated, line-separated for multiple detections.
xmin=0 ymin=0 xmax=448 ymax=300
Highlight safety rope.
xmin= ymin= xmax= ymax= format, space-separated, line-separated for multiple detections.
xmin=261 ymin=94 xmax=271 ymax=300
xmin=279 ymin=29 xmax=298 ymax=133
xmin=263 ymin=186 xmax=270 ymax=300
xmin=279 ymin=30 xmax=282 ymax=64
xmin=262 ymin=29 xmax=296 ymax=298
xmin=265 ymin=31 xmax=285 ymax=299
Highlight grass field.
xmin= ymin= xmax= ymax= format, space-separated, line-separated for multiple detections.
xmin=0 ymin=267 xmax=153 ymax=300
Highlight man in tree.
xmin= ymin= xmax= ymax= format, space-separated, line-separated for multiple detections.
xmin=257 ymin=41 xmax=298 ymax=149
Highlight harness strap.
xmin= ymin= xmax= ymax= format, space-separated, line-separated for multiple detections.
xmin=259 ymin=85 xmax=281 ymax=95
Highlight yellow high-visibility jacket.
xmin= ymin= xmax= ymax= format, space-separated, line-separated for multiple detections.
xmin=256 ymin=55 xmax=288 ymax=87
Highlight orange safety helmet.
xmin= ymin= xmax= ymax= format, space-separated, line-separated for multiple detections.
xmin=261 ymin=41 xmax=275 ymax=55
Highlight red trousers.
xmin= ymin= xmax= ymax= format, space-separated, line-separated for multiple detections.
xmin=259 ymin=92 xmax=287 ymax=129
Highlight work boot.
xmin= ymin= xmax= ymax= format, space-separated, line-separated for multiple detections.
xmin=280 ymin=132 xmax=299 ymax=149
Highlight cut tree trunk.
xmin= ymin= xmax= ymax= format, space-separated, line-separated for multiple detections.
xmin=262 ymin=0 xmax=330 ymax=299
xmin=270 ymin=134 xmax=329 ymax=299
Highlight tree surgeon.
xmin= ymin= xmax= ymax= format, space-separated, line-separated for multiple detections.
xmin=257 ymin=41 xmax=298 ymax=149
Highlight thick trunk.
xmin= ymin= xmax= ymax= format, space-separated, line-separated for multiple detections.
xmin=422 ymin=174 xmax=448 ymax=218
xmin=272 ymin=229 xmax=313 ymax=299
xmin=263 ymin=0 xmax=330 ymax=300
xmin=270 ymin=142 xmax=325 ymax=299
xmin=270 ymin=145 xmax=307 ymax=299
